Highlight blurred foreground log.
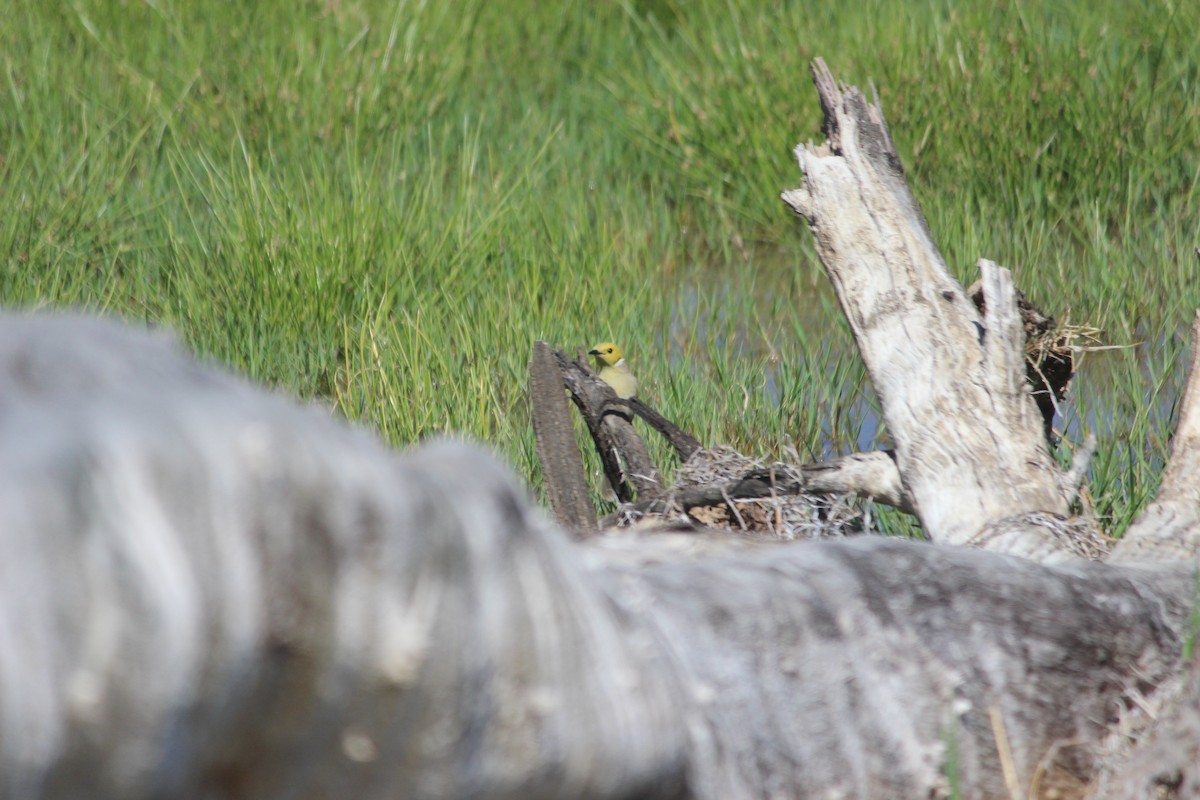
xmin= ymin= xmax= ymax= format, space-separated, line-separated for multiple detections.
xmin=0 ymin=306 xmax=1196 ymax=799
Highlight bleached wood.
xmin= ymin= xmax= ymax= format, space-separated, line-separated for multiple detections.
xmin=0 ymin=315 xmax=689 ymax=800
xmin=799 ymin=450 xmax=912 ymax=512
xmin=1092 ymin=666 xmax=1200 ymax=798
xmin=0 ymin=312 xmax=1196 ymax=800
xmin=781 ymin=60 xmax=1068 ymax=554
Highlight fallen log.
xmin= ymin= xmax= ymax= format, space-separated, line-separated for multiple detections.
xmin=0 ymin=307 xmax=1196 ymax=799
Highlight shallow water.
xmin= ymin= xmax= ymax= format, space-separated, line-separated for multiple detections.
xmin=674 ymin=246 xmax=1189 ymax=487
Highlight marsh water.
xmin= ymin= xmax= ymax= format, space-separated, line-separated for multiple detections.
xmin=671 ymin=249 xmax=1189 ymax=486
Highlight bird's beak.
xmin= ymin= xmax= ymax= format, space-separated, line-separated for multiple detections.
xmin=587 ymin=348 xmax=601 ymax=356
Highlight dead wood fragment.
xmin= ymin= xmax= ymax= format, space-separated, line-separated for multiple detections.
xmin=626 ymin=397 xmax=702 ymax=461
xmin=970 ymin=511 xmax=1112 ymax=563
xmin=1091 ymin=664 xmax=1200 ymax=799
xmin=608 ymin=447 xmax=868 ymax=540
xmin=550 ymin=347 xmax=642 ymax=502
xmin=782 ymin=60 xmax=1070 ymax=554
xmin=968 ymin=278 xmax=1076 ymax=445
xmin=529 ymin=341 xmax=596 ymax=535
xmin=798 ymin=450 xmax=912 ymax=513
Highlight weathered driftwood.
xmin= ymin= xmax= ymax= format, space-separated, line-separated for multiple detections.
xmin=616 ymin=449 xmax=910 ymax=522
xmin=796 ymin=449 xmax=913 ymax=513
xmin=782 ymin=60 xmax=1071 ymax=554
xmin=1 ymin=313 xmax=1197 ymax=800
xmin=0 ymin=315 xmax=687 ymax=800
xmin=1092 ymin=665 xmax=1200 ymax=798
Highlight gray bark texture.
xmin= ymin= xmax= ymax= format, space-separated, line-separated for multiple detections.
xmin=781 ymin=61 xmax=1071 ymax=556
xmin=529 ymin=341 xmax=597 ymax=535
xmin=548 ymin=346 xmax=665 ymax=505
xmin=2 ymin=60 xmax=1200 ymax=800
xmin=0 ymin=311 xmax=1194 ymax=800
xmin=1092 ymin=666 xmax=1200 ymax=799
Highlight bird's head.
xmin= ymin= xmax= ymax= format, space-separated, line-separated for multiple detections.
xmin=588 ymin=342 xmax=625 ymax=367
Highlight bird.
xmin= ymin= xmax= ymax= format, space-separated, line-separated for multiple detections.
xmin=588 ymin=342 xmax=638 ymax=399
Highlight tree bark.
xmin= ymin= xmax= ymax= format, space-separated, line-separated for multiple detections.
xmin=0 ymin=307 xmax=1194 ymax=800
xmin=781 ymin=60 xmax=1069 ymax=553
xmin=553 ymin=347 xmax=664 ymax=502
xmin=530 ymin=341 xmax=597 ymax=535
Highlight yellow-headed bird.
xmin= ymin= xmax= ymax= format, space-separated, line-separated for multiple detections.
xmin=588 ymin=342 xmax=638 ymax=399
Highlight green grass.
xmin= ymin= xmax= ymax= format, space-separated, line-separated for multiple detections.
xmin=3 ymin=0 xmax=1198 ymax=535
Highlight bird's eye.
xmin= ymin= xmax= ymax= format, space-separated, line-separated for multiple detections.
xmin=606 ymin=347 xmax=613 ymax=353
